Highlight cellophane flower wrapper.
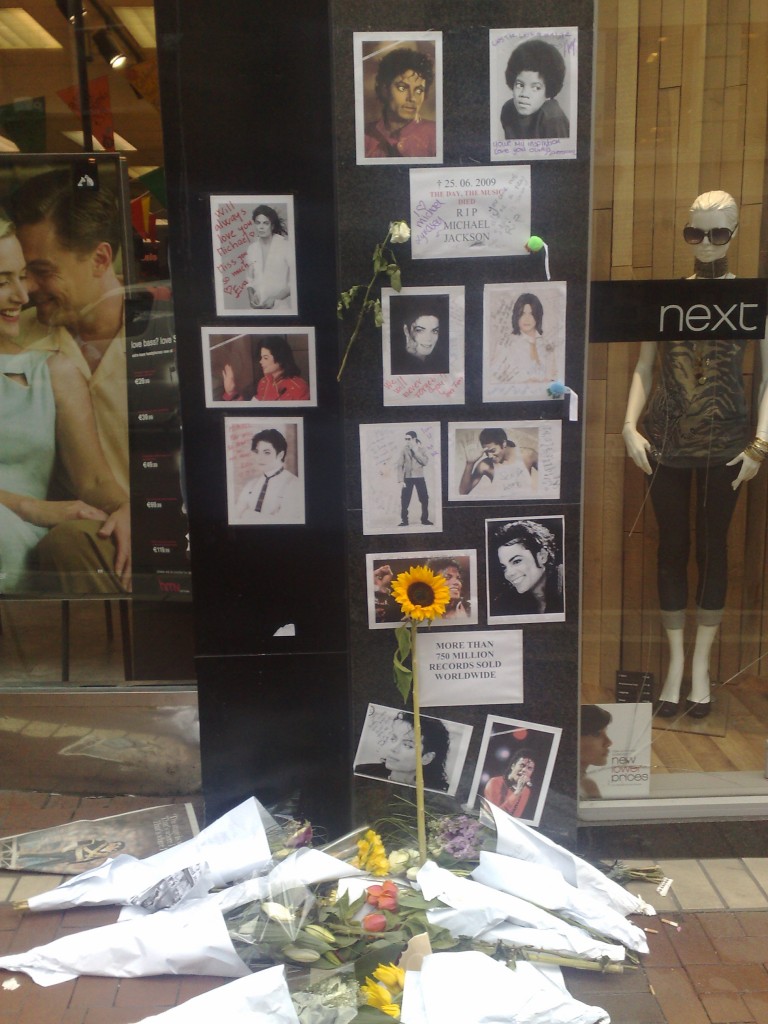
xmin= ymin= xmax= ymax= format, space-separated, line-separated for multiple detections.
xmin=484 ymin=802 xmax=654 ymax=918
xmin=400 ymin=951 xmax=610 ymax=1024
xmin=0 ymin=899 xmax=250 ymax=987
xmin=472 ymin=851 xmax=648 ymax=954
xmin=417 ymin=861 xmax=626 ymax=962
xmin=289 ymin=973 xmax=360 ymax=1024
xmin=26 ymin=797 xmax=273 ymax=914
xmin=128 ymin=965 xmax=300 ymax=1024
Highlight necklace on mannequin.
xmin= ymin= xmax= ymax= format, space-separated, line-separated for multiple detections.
xmin=694 ymin=254 xmax=729 ymax=279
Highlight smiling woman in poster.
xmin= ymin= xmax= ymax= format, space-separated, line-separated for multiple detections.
xmin=245 ymin=204 xmax=292 ymax=311
xmin=0 ymin=214 xmax=130 ymax=592
xmin=622 ymin=190 xmax=768 ymax=719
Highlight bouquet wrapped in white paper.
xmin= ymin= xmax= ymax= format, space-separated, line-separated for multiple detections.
xmin=401 ymin=951 xmax=610 ymax=1024
xmin=21 ymin=797 xmax=273 ymax=914
xmin=417 ymin=861 xmax=627 ymax=963
xmin=0 ymin=846 xmax=364 ymax=987
xmin=485 ymin=802 xmax=655 ymax=917
xmin=472 ymin=851 xmax=648 ymax=954
xmin=129 ymin=965 xmax=300 ymax=1024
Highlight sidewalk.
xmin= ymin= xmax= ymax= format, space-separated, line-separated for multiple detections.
xmin=1 ymin=792 xmax=768 ymax=1023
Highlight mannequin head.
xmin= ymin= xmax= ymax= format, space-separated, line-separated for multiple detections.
xmin=685 ymin=190 xmax=739 ymax=265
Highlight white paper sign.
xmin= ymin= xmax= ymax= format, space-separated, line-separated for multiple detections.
xmin=417 ymin=630 xmax=523 ymax=707
xmin=410 ymin=166 xmax=531 ymax=259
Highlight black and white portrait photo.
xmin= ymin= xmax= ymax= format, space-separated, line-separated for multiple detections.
xmin=359 ymin=422 xmax=442 ymax=536
xmin=486 ymin=515 xmax=566 ymax=624
xmin=483 ymin=282 xmax=567 ymax=402
xmin=366 ymin=549 xmax=478 ymax=629
xmin=354 ymin=703 xmax=472 ymax=797
xmin=382 ymin=285 xmax=465 ymax=406
xmin=489 ymin=27 xmax=578 ymax=161
xmin=224 ymin=417 xmax=305 ymax=526
xmin=354 ymin=32 xmax=443 ymax=165
xmin=202 ymin=327 xmax=317 ymax=408
xmin=448 ymin=421 xmax=562 ymax=502
xmin=210 ymin=195 xmax=297 ymax=316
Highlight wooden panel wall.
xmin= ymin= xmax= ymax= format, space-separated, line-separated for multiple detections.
xmin=583 ymin=0 xmax=768 ymax=703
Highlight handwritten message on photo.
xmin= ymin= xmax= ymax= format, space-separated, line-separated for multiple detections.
xmin=359 ymin=422 xmax=442 ymax=536
xmin=489 ymin=27 xmax=578 ymax=162
xmin=224 ymin=416 xmax=305 ymax=526
xmin=448 ymin=421 xmax=561 ymax=502
xmin=382 ymin=285 xmax=465 ymax=406
xmin=210 ymin=195 xmax=297 ymax=317
xmin=409 ymin=166 xmax=531 ymax=260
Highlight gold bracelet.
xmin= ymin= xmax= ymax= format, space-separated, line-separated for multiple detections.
xmin=750 ymin=436 xmax=768 ymax=452
xmin=744 ymin=442 xmax=768 ymax=462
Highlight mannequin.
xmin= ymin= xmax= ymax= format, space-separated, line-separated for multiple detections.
xmin=622 ymin=191 xmax=768 ymax=719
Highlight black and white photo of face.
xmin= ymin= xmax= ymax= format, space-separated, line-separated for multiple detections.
xmin=404 ymin=314 xmax=440 ymax=360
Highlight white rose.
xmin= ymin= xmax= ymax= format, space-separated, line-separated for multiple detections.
xmin=389 ymin=220 xmax=411 ymax=244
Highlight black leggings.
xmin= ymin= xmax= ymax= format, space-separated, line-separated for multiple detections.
xmin=648 ymin=461 xmax=742 ymax=620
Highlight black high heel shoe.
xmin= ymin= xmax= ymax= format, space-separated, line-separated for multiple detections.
xmin=685 ymin=698 xmax=711 ymax=719
xmin=656 ymin=700 xmax=679 ymax=718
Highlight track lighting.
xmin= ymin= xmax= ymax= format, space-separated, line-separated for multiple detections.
xmin=93 ymin=27 xmax=127 ymax=68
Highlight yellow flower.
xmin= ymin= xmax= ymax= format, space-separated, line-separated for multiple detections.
xmin=352 ymin=829 xmax=390 ymax=876
xmin=391 ymin=565 xmax=450 ymax=622
xmin=361 ymin=978 xmax=400 ymax=1018
xmin=373 ymin=962 xmax=405 ymax=993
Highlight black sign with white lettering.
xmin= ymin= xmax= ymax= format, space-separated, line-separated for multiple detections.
xmin=589 ymin=279 xmax=767 ymax=343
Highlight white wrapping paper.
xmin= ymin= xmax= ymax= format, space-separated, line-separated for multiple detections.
xmin=472 ymin=852 xmax=648 ymax=954
xmin=129 ymin=966 xmax=300 ymax=1024
xmin=26 ymin=797 xmax=273 ymax=913
xmin=486 ymin=803 xmax=654 ymax=917
xmin=400 ymin=951 xmax=610 ymax=1024
xmin=417 ymin=862 xmax=625 ymax=962
xmin=0 ymin=900 xmax=250 ymax=987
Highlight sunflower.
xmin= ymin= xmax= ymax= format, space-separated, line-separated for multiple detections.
xmin=391 ymin=565 xmax=450 ymax=622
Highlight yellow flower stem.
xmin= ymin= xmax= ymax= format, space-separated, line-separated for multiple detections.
xmin=411 ymin=619 xmax=427 ymax=865
xmin=337 ymin=230 xmax=392 ymax=382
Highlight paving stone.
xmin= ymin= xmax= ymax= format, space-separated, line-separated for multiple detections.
xmin=687 ymin=963 xmax=768 ymax=994
xmin=699 ymin=911 xmax=747 ymax=940
xmin=645 ymin=966 xmax=711 ymax=1024
xmin=112 ymin=976 xmax=180 ymax=1008
xmin=744 ymin=991 xmax=768 ymax=1024
xmin=700 ymin=992 xmax=755 ymax=1022
xmin=665 ymin=912 xmax=720 ymax=964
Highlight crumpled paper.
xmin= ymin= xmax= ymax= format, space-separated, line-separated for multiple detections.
xmin=417 ymin=861 xmax=625 ymax=962
xmin=129 ymin=965 xmax=300 ymax=1023
xmin=25 ymin=797 xmax=272 ymax=914
xmin=400 ymin=951 xmax=610 ymax=1024
xmin=485 ymin=802 xmax=655 ymax=917
xmin=472 ymin=851 xmax=648 ymax=954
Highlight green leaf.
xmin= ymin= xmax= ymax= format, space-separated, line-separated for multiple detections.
xmin=353 ymin=940 xmax=406 ymax=983
xmin=373 ymin=299 xmax=383 ymax=328
xmin=388 ymin=266 xmax=402 ymax=292
xmin=393 ymin=624 xmax=413 ymax=702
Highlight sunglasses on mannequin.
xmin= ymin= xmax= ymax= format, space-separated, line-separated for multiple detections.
xmin=682 ymin=225 xmax=738 ymax=245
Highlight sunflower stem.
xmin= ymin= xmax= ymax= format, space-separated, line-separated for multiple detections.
xmin=411 ymin=619 xmax=427 ymax=866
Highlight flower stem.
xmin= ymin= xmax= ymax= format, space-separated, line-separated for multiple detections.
xmin=411 ymin=619 xmax=427 ymax=865
xmin=336 ymin=230 xmax=392 ymax=382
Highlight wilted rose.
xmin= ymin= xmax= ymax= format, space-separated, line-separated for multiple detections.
xmin=362 ymin=912 xmax=387 ymax=932
xmin=389 ymin=220 xmax=411 ymax=244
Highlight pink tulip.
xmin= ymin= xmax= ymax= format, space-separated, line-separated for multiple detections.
xmin=363 ymin=913 xmax=387 ymax=932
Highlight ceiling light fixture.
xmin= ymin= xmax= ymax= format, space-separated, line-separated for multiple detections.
xmin=93 ymin=27 xmax=127 ymax=68
xmin=54 ymin=0 xmax=86 ymax=25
